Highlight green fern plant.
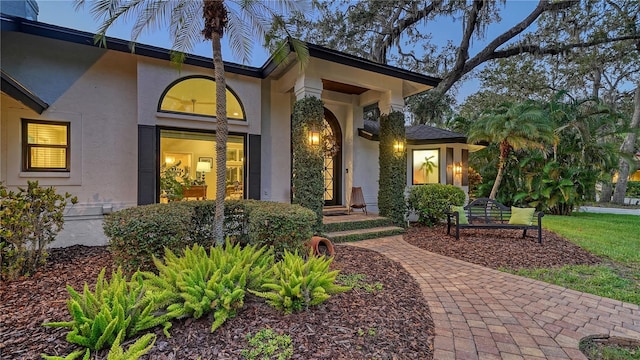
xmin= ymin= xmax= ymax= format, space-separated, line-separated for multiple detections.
xmin=143 ymin=241 xmax=273 ymax=332
xmin=41 ymin=349 xmax=90 ymax=360
xmin=41 ymin=330 xmax=156 ymax=360
xmin=250 ymin=251 xmax=350 ymax=314
xmin=43 ymin=268 xmax=171 ymax=351
xmin=104 ymin=331 xmax=156 ymax=360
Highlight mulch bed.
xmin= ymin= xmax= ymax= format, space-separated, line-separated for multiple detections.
xmin=405 ymin=224 xmax=602 ymax=270
xmin=0 ymin=244 xmax=434 ymax=360
xmin=0 ymin=225 xmax=606 ymax=359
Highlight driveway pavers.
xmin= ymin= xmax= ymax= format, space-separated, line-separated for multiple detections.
xmin=346 ymin=235 xmax=640 ymax=359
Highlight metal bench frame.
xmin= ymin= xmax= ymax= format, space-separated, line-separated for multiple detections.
xmin=446 ymin=198 xmax=544 ymax=244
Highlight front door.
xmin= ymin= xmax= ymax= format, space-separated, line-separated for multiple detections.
xmin=323 ymin=108 xmax=342 ymax=206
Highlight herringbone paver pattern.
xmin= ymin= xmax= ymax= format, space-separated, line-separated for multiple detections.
xmin=347 ymin=236 xmax=640 ymax=360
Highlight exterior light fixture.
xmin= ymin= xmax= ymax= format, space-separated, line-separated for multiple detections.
xmin=308 ymin=125 xmax=321 ymax=146
xmin=453 ymin=162 xmax=463 ymax=176
xmin=393 ymin=140 xmax=405 ymax=154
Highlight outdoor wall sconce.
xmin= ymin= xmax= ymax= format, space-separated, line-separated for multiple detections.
xmin=308 ymin=125 xmax=321 ymax=146
xmin=393 ymin=140 xmax=405 ymax=154
xmin=453 ymin=162 xmax=463 ymax=176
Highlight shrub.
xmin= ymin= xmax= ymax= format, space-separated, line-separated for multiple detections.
xmin=250 ymin=251 xmax=350 ymax=314
xmin=378 ymin=111 xmax=407 ymax=226
xmin=244 ymin=201 xmax=315 ymax=258
xmin=407 ymin=184 xmax=466 ymax=226
xmin=626 ymin=181 xmax=640 ymax=198
xmin=0 ymin=181 xmax=77 ymax=280
xmin=43 ymin=268 xmax=171 ymax=351
xmin=241 ymin=328 xmax=293 ymax=360
xmin=103 ymin=202 xmax=197 ymax=272
xmin=143 ymin=242 xmax=274 ymax=332
xmin=104 ymin=200 xmax=315 ymax=272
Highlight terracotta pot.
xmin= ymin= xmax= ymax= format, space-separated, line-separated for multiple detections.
xmin=307 ymin=236 xmax=336 ymax=257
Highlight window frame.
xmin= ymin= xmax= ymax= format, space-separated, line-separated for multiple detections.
xmin=157 ymin=127 xmax=248 ymax=203
xmin=21 ymin=118 xmax=71 ymax=172
xmin=157 ymin=75 xmax=246 ymax=121
xmin=411 ymin=148 xmax=441 ymax=185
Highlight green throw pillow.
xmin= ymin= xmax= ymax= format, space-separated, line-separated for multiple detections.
xmin=509 ymin=207 xmax=535 ymax=225
xmin=452 ymin=205 xmax=469 ymax=225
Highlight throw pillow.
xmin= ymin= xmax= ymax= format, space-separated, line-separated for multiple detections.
xmin=452 ymin=205 xmax=469 ymax=225
xmin=509 ymin=207 xmax=535 ymax=225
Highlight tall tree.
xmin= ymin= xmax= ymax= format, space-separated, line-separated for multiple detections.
xmin=613 ymin=85 xmax=640 ymax=204
xmin=467 ymin=102 xmax=555 ymax=199
xmin=279 ymin=0 xmax=640 ymax=111
xmin=78 ymin=0 xmax=307 ymax=244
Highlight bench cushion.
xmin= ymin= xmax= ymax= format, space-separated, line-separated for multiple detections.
xmin=508 ymin=207 xmax=535 ymax=225
xmin=452 ymin=205 xmax=469 ymax=224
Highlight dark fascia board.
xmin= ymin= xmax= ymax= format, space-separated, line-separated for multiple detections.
xmin=1 ymin=69 xmax=49 ymax=113
xmin=0 ymin=14 xmax=262 ymax=77
xmin=407 ymin=137 xmax=467 ymax=145
xmin=1 ymin=14 xmax=442 ymax=86
xmin=262 ymin=42 xmax=441 ymax=87
xmin=357 ymin=128 xmax=467 ymax=145
xmin=306 ymin=43 xmax=441 ymax=87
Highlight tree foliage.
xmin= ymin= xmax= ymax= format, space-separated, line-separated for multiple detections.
xmin=470 ymin=95 xmax=628 ymax=214
xmin=467 ymin=102 xmax=556 ymax=200
xmin=278 ymin=0 xmax=640 ymax=99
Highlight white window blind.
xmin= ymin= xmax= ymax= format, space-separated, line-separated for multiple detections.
xmin=23 ymin=120 xmax=70 ymax=171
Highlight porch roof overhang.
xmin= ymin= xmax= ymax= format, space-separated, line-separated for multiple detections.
xmin=1 ymin=69 xmax=49 ymax=113
xmin=358 ymin=120 xmax=468 ymax=145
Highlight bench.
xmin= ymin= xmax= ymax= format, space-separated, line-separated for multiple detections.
xmin=446 ymin=198 xmax=544 ymax=244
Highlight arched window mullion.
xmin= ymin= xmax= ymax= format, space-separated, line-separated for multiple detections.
xmin=158 ymin=76 xmax=245 ymax=120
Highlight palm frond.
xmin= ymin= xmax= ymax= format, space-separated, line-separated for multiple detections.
xmin=170 ymin=1 xmax=203 ymax=55
xmin=225 ymin=7 xmax=254 ymax=64
xmin=131 ymin=0 xmax=175 ymax=44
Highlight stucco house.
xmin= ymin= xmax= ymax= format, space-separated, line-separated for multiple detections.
xmin=1 ymin=10 xmax=472 ymax=247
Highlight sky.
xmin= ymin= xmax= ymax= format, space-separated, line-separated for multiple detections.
xmin=34 ymin=0 xmax=540 ymax=104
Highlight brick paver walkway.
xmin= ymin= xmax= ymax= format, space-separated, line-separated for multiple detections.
xmin=347 ymin=236 xmax=640 ymax=360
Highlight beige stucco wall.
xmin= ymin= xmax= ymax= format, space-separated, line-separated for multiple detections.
xmin=136 ymin=58 xmax=262 ymax=135
xmin=2 ymin=50 xmax=139 ymax=246
xmin=2 ymin=44 xmax=267 ymax=247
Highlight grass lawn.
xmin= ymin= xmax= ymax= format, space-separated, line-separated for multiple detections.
xmin=543 ymin=213 xmax=640 ymax=265
xmin=509 ymin=212 xmax=640 ymax=306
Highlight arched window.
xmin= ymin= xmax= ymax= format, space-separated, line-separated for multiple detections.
xmin=158 ymin=76 xmax=245 ymax=120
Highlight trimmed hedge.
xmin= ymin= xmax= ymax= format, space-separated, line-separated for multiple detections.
xmin=243 ymin=200 xmax=316 ymax=257
xmin=378 ymin=111 xmax=407 ymax=226
xmin=103 ymin=200 xmax=315 ymax=272
xmin=407 ymin=184 xmax=466 ymax=226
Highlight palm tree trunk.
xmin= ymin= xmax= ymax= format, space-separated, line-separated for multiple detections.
xmin=612 ymin=85 xmax=640 ymax=204
xmin=212 ymin=31 xmax=228 ymax=246
xmin=489 ymin=160 xmax=505 ymax=200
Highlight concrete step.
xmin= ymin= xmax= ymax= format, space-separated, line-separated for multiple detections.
xmin=322 ymin=206 xmax=350 ymax=216
xmin=323 ymin=217 xmax=395 ymax=233
xmin=324 ymin=226 xmax=405 ymax=243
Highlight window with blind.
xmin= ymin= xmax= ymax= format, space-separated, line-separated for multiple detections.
xmin=22 ymin=119 xmax=70 ymax=171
